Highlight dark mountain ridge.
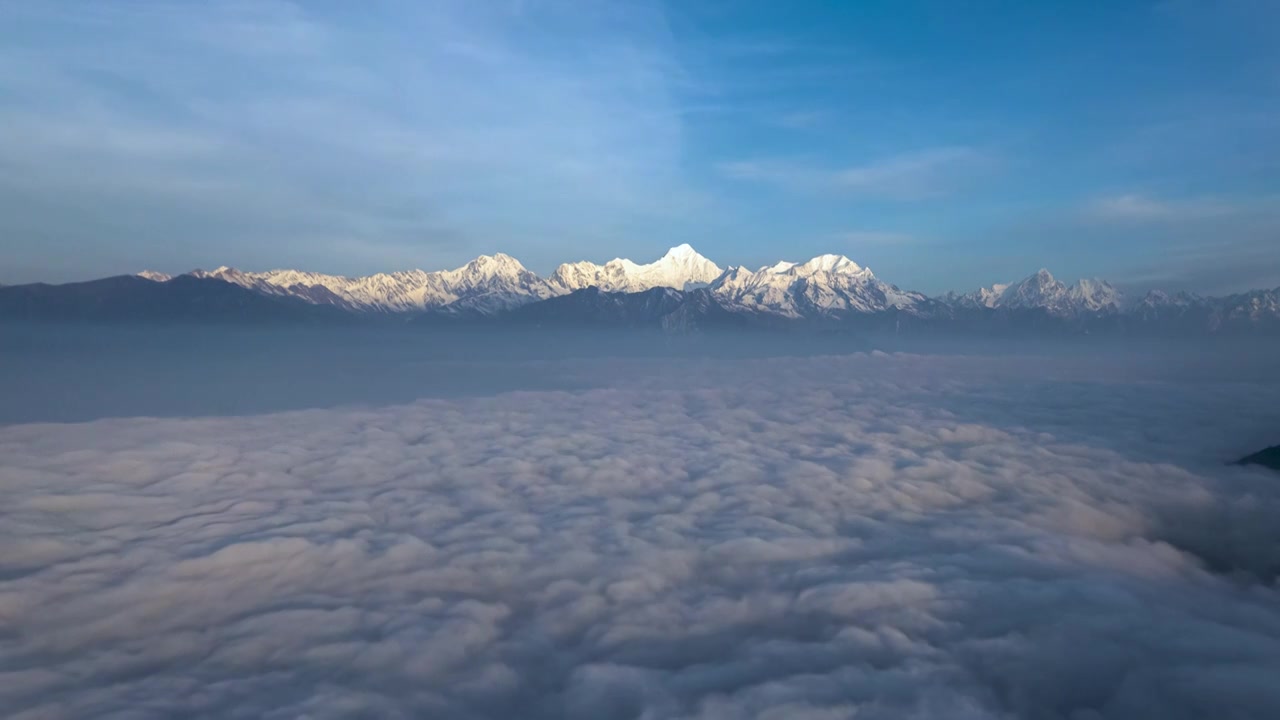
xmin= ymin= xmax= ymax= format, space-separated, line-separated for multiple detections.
xmin=0 ymin=275 xmax=351 ymax=324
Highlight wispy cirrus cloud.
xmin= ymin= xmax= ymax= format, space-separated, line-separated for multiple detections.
xmin=832 ymin=146 xmax=994 ymax=198
xmin=831 ymin=230 xmax=917 ymax=246
xmin=1078 ymin=192 xmax=1280 ymax=291
xmin=770 ymin=110 xmax=828 ymax=129
xmin=971 ymin=191 xmax=1280 ymax=294
xmin=0 ymin=0 xmax=699 ymax=279
xmin=1083 ymin=193 xmax=1235 ymax=223
xmin=719 ymin=146 xmax=996 ymax=200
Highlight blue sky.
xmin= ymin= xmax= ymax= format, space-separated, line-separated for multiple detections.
xmin=1 ymin=0 xmax=1276 ymax=294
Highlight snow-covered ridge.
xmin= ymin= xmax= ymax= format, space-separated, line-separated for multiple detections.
xmin=161 ymin=246 xmax=726 ymax=315
xmin=548 ymin=243 xmax=723 ymax=294
xmin=955 ymin=269 xmax=1124 ymax=317
xmin=135 ymin=248 xmax=1278 ymax=327
xmin=184 ymin=253 xmax=553 ymax=314
xmin=147 ymin=245 xmax=926 ymax=318
xmin=709 ymin=254 xmax=924 ymax=317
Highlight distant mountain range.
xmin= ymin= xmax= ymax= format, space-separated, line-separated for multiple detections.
xmin=0 ymin=275 xmax=349 ymax=324
xmin=3 ymin=245 xmax=1277 ymax=334
xmin=1236 ymin=444 xmax=1280 ymax=471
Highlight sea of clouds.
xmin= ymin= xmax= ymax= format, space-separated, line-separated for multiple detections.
xmin=3 ymin=350 xmax=1280 ymax=719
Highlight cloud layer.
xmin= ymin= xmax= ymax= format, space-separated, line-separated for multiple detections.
xmin=2 ymin=352 xmax=1280 ymax=719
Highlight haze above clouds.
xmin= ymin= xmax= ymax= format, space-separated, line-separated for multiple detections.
xmin=3 ymin=350 xmax=1279 ymax=719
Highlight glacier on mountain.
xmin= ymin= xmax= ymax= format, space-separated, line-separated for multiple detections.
xmin=547 ymin=243 xmax=723 ymax=294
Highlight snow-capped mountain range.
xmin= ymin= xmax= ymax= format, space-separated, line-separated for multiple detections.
xmin=951 ymin=270 xmax=1125 ymax=315
xmin=182 ymin=252 xmax=554 ymax=314
xmin=140 ymin=244 xmax=718 ymax=315
xmin=5 ymin=243 xmax=1272 ymax=333
xmin=712 ymin=255 xmax=926 ymax=318
xmin=138 ymin=244 xmax=938 ymax=318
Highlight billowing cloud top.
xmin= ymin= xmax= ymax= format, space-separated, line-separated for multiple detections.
xmin=2 ymin=351 xmax=1280 ymax=718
